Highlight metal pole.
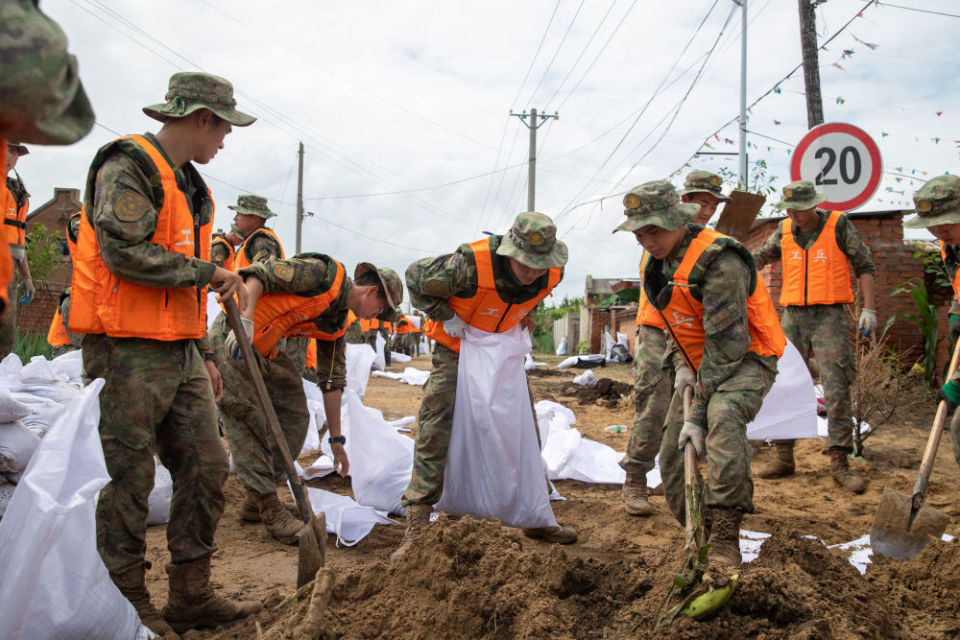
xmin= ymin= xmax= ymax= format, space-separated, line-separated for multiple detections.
xmin=528 ymin=108 xmax=537 ymax=211
xmin=296 ymin=141 xmax=304 ymax=254
xmin=738 ymin=0 xmax=748 ymax=186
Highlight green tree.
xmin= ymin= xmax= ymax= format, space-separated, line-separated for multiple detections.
xmin=25 ymin=223 xmax=61 ymax=282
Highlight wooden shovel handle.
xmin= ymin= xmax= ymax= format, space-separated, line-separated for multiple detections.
xmin=682 ymin=386 xmax=699 ymax=548
xmin=913 ymin=335 xmax=960 ymax=501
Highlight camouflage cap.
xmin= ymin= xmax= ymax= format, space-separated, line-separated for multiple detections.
xmin=613 ymin=180 xmax=699 ymax=233
xmin=143 ymin=72 xmax=256 ymax=127
xmin=677 ymin=170 xmax=730 ymax=202
xmin=904 ymin=175 xmax=960 ymax=229
xmin=495 ymin=212 xmax=568 ymax=269
xmin=354 ymin=262 xmax=404 ymax=322
xmin=228 ymin=194 xmax=276 ymax=219
xmin=6 ymin=143 xmax=28 ymax=156
xmin=774 ymin=180 xmax=827 ymax=211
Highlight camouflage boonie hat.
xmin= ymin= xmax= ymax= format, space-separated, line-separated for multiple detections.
xmin=613 ymin=180 xmax=699 ymax=233
xmin=143 ymin=72 xmax=256 ymax=126
xmin=6 ymin=143 xmax=28 ymax=156
xmin=678 ymin=170 xmax=730 ymax=202
xmin=354 ymin=263 xmax=404 ymax=322
xmin=495 ymin=212 xmax=568 ymax=269
xmin=904 ymin=175 xmax=960 ymax=229
xmin=774 ymin=180 xmax=827 ymax=211
xmin=228 ymin=194 xmax=276 ymax=219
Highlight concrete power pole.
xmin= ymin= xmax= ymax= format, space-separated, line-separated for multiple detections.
xmin=737 ymin=0 xmax=748 ymax=187
xmin=798 ymin=0 xmax=825 ymax=128
xmin=295 ymin=141 xmax=304 ymax=254
xmin=509 ymin=108 xmax=558 ymax=211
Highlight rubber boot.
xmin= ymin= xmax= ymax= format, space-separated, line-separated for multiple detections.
xmin=162 ymin=556 xmax=261 ymax=633
xmin=521 ymin=524 xmax=578 ymax=544
xmin=240 ymin=491 xmax=300 ymax=523
xmin=256 ymin=492 xmax=306 ymax=544
xmin=707 ymin=508 xmax=743 ymax=569
xmin=829 ymin=450 xmax=866 ymax=494
xmin=757 ymin=440 xmax=796 ymax=479
xmin=390 ymin=503 xmax=433 ymax=562
xmin=110 ymin=561 xmax=179 ymax=639
xmin=622 ymin=473 xmax=653 ymax=516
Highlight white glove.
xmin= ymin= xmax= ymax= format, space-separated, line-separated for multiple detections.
xmin=674 ymin=365 xmax=695 ymax=393
xmin=442 ymin=315 xmax=467 ymax=339
xmin=225 ymin=317 xmax=254 ymax=359
xmin=678 ymin=421 xmax=706 ymax=459
xmin=857 ymin=309 xmax=877 ymax=337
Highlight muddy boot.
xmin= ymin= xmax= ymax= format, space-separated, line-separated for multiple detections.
xmin=241 ymin=491 xmax=299 ymax=522
xmin=707 ymin=508 xmax=743 ymax=569
xmin=110 ymin=561 xmax=179 ymax=639
xmin=390 ymin=503 xmax=433 ymax=562
xmin=622 ymin=473 xmax=653 ymax=516
xmin=162 ymin=556 xmax=261 ymax=633
xmin=757 ymin=440 xmax=795 ymax=479
xmin=256 ymin=492 xmax=306 ymax=544
xmin=521 ymin=525 xmax=578 ymax=545
xmin=829 ymin=450 xmax=866 ymax=494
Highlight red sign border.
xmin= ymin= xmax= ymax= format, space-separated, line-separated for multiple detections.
xmin=789 ymin=122 xmax=883 ymax=211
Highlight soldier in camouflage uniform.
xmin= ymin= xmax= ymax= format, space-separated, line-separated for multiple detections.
xmin=621 ymin=170 xmax=729 ymax=517
xmin=903 ymin=175 xmax=960 ymax=470
xmin=230 ymin=194 xmax=282 ymax=266
xmin=76 ymin=73 xmax=260 ymax=636
xmin=212 ymin=254 xmax=402 ymax=544
xmin=210 ymin=224 xmax=239 ymax=269
xmin=0 ymin=142 xmax=35 ymax=359
xmin=49 ymin=211 xmax=83 ymax=357
xmin=752 ymin=181 xmax=875 ymax=493
xmin=392 ymin=212 xmax=576 ymax=561
xmin=615 ymin=180 xmax=784 ymax=568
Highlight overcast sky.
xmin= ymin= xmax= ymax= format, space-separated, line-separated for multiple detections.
xmin=17 ymin=0 xmax=960 ymax=305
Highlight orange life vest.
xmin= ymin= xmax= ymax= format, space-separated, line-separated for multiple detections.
xmin=47 ymin=308 xmax=71 ymax=347
xmin=396 ymin=317 xmax=418 ymax=334
xmin=3 ymin=177 xmax=28 ymax=246
xmin=779 ymin=211 xmax=854 ymax=306
xmin=251 ymin=259 xmax=347 ymax=358
xmin=647 ymin=227 xmax=785 ymax=372
xmin=358 ymin=317 xmax=381 ymax=333
xmin=234 ymin=227 xmax=283 ymax=271
xmin=635 ymin=251 xmax=664 ymax=329
xmin=212 ymin=236 xmax=235 ymax=272
xmin=66 ymin=210 xmax=81 ymax=261
xmin=941 ymin=241 xmax=960 ymax=303
xmin=424 ymin=237 xmax=562 ymax=353
xmin=0 ymin=139 xmax=11 ymax=311
xmin=69 ymin=134 xmax=212 ymax=339
xmin=305 ymin=339 xmax=317 ymax=370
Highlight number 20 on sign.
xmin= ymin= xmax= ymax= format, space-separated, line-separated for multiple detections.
xmin=790 ymin=122 xmax=883 ymax=212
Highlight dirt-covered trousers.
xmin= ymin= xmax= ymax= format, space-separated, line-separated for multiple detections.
xmin=211 ymin=313 xmax=310 ymax=498
xmin=658 ymin=355 xmax=776 ymax=525
xmin=401 ymin=342 xmax=542 ymax=508
xmin=782 ymin=304 xmax=856 ymax=451
xmin=620 ymin=324 xmax=673 ymax=475
xmin=83 ymin=333 xmax=228 ymax=574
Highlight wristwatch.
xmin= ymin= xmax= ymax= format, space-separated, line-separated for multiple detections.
xmin=201 ymin=352 xmax=217 ymax=364
xmin=328 ymin=435 xmax=346 ymax=445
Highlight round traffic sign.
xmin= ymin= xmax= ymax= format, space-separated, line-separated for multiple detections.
xmin=790 ymin=122 xmax=882 ymax=211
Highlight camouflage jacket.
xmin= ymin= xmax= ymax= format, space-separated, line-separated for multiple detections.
xmin=237 ymin=227 xmax=283 ymax=266
xmin=752 ymin=210 xmax=875 ymax=276
xmin=240 ymin=253 xmax=353 ymax=392
xmin=406 ymin=234 xmax=563 ymax=321
xmin=210 ymin=241 xmax=233 ymax=268
xmin=648 ymin=226 xmax=777 ymax=427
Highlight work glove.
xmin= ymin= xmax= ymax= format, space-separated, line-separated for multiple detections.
xmin=857 ymin=308 xmax=877 ymax=337
xmin=18 ymin=277 xmax=34 ymax=305
xmin=673 ymin=364 xmax=695 ymax=394
xmin=225 ymin=317 xmax=254 ymax=360
xmin=936 ymin=380 xmax=960 ymax=417
xmin=678 ymin=421 xmax=707 ymax=459
xmin=442 ymin=315 xmax=467 ymax=339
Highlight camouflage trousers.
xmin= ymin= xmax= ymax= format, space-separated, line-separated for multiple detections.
xmin=620 ymin=324 xmax=672 ymax=475
xmin=659 ymin=355 xmax=776 ymax=525
xmin=401 ymin=343 xmax=542 ymax=507
xmin=0 ymin=278 xmax=18 ymax=359
xmin=83 ymin=334 xmax=228 ymax=574
xmin=51 ymin=343 xmax=79 ymax=358
xmin=782 ymin=304 xmax=856 ymax=451
xmin=211 ymin=313 xmax=310 ymax=497
xmin=283 ymin=336 xmax=317 ymax=383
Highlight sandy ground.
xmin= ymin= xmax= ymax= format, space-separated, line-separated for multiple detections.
xmin=141 ymin=352 xmax=960 ymax=639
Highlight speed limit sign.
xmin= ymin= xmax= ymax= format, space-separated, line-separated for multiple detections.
xmin=790 ymin=122 xmax=882 ymax=211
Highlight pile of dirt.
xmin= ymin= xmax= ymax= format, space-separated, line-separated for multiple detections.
xmin=559 ymin=377 xmax=633 ymax=405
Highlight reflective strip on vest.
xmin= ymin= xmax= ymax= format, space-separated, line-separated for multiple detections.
xmin=47 ymin=308 xmax=71 ymax=347
xmin=779 ymin=211 xmax=854 ymax=306
xmin=212 ymin=237 xmax=235 ymax=272
xmin=251 ymin=259 xmax=347 ymax=358
xmin=234 ymin=227 xmax=284 ymax=272
xmin=424 ymin=237 xmax=562 ymax=352
xmin=3 ymin=182 xmax=27 ymax=246
xmin=655 ymin=227 xmax=785 ymax=372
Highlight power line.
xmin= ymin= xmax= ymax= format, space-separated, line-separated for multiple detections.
xmin=525 ymin=0 xmax=586 ymax=107
xmin=877 ymin=1 xmax=960 ymax=19
xmin=509 ymin=0 xmax=562 ymax=108
xmin=542 ymin=0 xmax=618 ymax=108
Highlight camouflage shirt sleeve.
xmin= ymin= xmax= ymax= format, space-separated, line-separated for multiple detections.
xmin=314 ymin=336 xmax=346 ymax=392
xmin=751 ymin=222 xmax=783 ymax=270
xmin=91 ymin=151 xmax=217 ymax=289
xmin=244 ymin=231 xmax=283 ymax=265
xmin=210 ymin=241 xmax=230 ymax=268
xmin=405 ymin=245 xmax=476 ymax=321
xmin=834 ymin=214 xmax=875 ymax=276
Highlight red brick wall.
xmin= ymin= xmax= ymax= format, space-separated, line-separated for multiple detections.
xmin=17 ymin=280 xmax=68 ymax=337
xmin=589 ymin=307 xmax=640 ymax=354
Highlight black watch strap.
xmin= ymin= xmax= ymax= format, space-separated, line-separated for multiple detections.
xmin=201 ymin=352 xmax=217 ymax=363
xmin=328 ymin=435 xmax=346 ymax=445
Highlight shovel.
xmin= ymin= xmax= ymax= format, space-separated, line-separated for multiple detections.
xmin=715 ymin=190 xmax=766 ymax=241
xmin=223 ymin=297 xmax=326 ymax=586
xmin=682 ymin=386 xmax=707 ymax=555
xmin=869 ymin=338 xmax=960 ymax=560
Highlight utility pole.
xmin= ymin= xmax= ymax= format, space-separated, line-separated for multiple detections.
xmin=295 ymin=141 xmax=304 ymax=254
xmin=509 ymin=108 xmax=558 ymax=211
xmin=737 ymin=0 xmax=748 ymax=187
xmin=798 ymin=0 xmax=825 ymax=128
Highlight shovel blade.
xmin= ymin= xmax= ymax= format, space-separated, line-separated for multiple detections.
xmin=715 ymin=191 xmax=766 ymax=241
xmin=296 ymin=513 xmax=327 ymax=588
xmin=869 ymin=487 xmax=949 ymax=560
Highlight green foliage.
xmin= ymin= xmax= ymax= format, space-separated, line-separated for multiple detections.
xmin=14 ymin=330 xmax=51 ymax=361
xmin=912 ymin=241 xmax=952 ymax=292
xmin=596 ymin=288 xmax=639 ymax=307
xmin=891 ymin=278 xmax=940 ymax=389
xmin=576 ymin=340 xmax=589 ymax=355
xmin=532 ymin=331 xmax=554 ymax=354
xmin=25 ymin=223 xmax=61 ymax=282
xmin=531 ymin=296 xmax=583 ymax=337
xmin=716 ymin=159 xmax=779 ymax=198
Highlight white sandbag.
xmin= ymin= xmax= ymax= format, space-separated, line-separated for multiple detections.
xmin=745 ymin=340 xmax=819 ymax=441
xmin=372 ymin=333 xmax=386 ymax=370
xmin=555 ymin=336 xmax=568 ymax=356
xmin=436 ymin=325 xmax=557 ymax=529
xmin=0 ymin=379 xmax=147 ymax=640
xmin=524 ymin=353 xmax=546 ymax=370
xmin=617 ymin=332 xmax=629 ymax=347
xmin=50 ymin=348 xmax=84 ymax=382
xmin=604 ymin=332 xmax=615 ymax=358
xmin=0 ymin=420 xmax=40 ymax=475
xmin=0 ymin=389 xmax=31 ymax=423
xmin=20 ymin=355 xmax=70 ymax=384
xmin=304 ymin=486 xmax=395 ymax=547
xmin=206 ymin=289 xmax=221 ymax=328
xmin=371 ymin=367 xmax=430 ymax=386
xmin=390 ymin=351 xmax=412 ymax=363
xmin=0 ymin=481 xmax=15 ymax=518
xmin=573 ymin=369 xmax=597 ymax=386
xmin=18 ymin=397 xmax=67 ymax=437
xmin=346 ymin=342 xmax=377 ymax=398
xmin=146 ymin=461 xmax=173 ymax=526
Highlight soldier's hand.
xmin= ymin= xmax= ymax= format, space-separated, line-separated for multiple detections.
xmin=19 ymin=277 xmax=34 ymax=304
xmin=203 ymin=358 xmax=223 ymax=402
xmin=211 ymin=267 xmax=248 ymax=313
xmin=678 ymin=421 xmax=707 ymax=459
xmin=520 ymin=314 xmax=537 ymax=334
xmin=936 ymin=381 xmax=960 ymax=417
xmin=857 ymin=308 xmax=877 ymax=337
xmin=225 ymin=317 xmax=254 ymax=360
xmin=442 ymin=315 xmax=467 ymax=339
xmin=674 ymin=365 xmax=695 ymax=393
xmin=332 ymin=442 xmax=350 ymax=477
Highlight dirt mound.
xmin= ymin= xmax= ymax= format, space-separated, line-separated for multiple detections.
xmin=559 ymin=377 xmax=633 ymax=405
